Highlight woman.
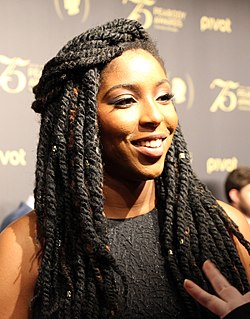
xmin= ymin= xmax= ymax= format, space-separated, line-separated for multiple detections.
xmin=0 ymin=18 xmax=250 ymax=319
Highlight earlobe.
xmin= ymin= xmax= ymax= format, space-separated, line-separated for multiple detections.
xmin=228 ymin=188 xmax=240 ymax=204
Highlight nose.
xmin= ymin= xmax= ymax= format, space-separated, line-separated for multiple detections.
xmin=139 ymin=98 xmax=164 ymax=128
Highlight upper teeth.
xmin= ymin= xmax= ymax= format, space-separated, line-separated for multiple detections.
xmin=137 ymin=139 xmax=162 ymax=148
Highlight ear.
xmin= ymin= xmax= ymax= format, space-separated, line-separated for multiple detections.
xmin=228 ymin=189 xmax=240 ymax=204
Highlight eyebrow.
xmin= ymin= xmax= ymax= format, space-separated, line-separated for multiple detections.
xmin=102 ymin=79 xmax=170 ymax=99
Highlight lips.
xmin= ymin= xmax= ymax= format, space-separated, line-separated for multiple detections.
xmin=131 ymin=134 xmax=167 ymax=158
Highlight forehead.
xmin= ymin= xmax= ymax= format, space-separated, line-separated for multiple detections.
xmin=100 ymin=49 xmax=167 ymax=85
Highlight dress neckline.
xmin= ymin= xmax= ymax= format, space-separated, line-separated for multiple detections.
xmin=107 ymin=208 xmax=157 ymax=222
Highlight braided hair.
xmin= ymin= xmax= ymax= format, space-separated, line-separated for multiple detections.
xmin=31 ymin=18 xmax=250 ymax=318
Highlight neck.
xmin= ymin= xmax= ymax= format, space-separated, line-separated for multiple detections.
xmin=103 ymin=174 xmax=156 ymax=219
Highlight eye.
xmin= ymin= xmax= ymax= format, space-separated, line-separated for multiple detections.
xmin=112 ymin=96 xmax=137 ymax=108
xmin=157 ymin=93 xmax=174 ymax=104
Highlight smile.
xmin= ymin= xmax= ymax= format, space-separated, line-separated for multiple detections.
xmin=136 ymin=138 xmax=163 ymax=148
xmin=132 ymin=137 xmax=166 ymax=158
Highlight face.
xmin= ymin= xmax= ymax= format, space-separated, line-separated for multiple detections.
xmin=237 ymin=184 xmax=250 ymax=218
xmin=97 ymin=49 xmax=178 ymax=182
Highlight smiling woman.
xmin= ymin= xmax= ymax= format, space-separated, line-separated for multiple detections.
xmin=0 ymin=18 xmax=249 ymax=319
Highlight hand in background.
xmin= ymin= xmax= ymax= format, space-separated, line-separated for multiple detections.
xmin=184 ymin=260 xmax=250 ymax=318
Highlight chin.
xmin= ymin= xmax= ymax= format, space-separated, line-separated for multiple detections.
xmin=138 ymin=165 xmax=164 ymax=180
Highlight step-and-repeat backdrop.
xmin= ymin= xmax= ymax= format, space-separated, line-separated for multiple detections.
xmin=0 ymin=0 xmax=249 ymax=223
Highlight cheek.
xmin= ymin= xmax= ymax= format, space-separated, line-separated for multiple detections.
xmin=99 ymin=110 xmax=138 ymax=139
xmin=239 ymin=191 xmax=250 ymax=205
xmin=164 ymin=106 xmax=178 ymax=132
xmin=246 ymin=193 xmax=250 ymax=204
xmin=172 ymin=114 xmax=179 ymax=131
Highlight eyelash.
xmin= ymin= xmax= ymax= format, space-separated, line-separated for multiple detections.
xmin=113 ymin=97 xmax=136 ymax=108
xmin=157 ymin=93 xmax=174 ymax=102
xmin=113 ymin=93 xmax=174 ymax=108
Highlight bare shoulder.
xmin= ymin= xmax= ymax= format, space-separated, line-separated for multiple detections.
xmin=217 ymin=200 xmax=250 ymax=241
xmin=217 ymin=200 xmax=250 ymax=281
xmin=0 ymin=210 xmax=40 ymax=318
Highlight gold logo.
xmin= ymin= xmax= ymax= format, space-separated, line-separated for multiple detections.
xmin=0 ymin=55 xmax=29 ymax=94
xmin=0 ymin=148 xmax=27 ymax=166
xmin=210 ymin=79 xmax=250 ymax=112
xmin=171 ymin=75 xmax=194 ymax=109
xmin=200 ymin=16 xmax=232 ymax=33
xmin=54 ymin=0 xmax=90 ymax=22
xmin=207 ymin=157 xmax=238 ymax=174
xmin=0 ymin=54 xmax=42 ymax=94
xmin=122 ymin=0 xmax=186 ymax=32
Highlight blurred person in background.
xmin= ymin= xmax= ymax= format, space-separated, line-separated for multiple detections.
xmin=225 ymin=167 xmax=250 ymax=225
xmin=0 ymin=195 xmax=34 ymax=232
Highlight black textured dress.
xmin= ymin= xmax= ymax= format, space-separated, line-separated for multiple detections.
xmin=107 ymin=209 xmax=250 ymax=319
xmin=107 ymin=208 xmax=184 ymax=319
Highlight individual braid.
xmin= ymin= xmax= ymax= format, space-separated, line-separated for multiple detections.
xmin=156 ymin=123 xmax=250 ymax=318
